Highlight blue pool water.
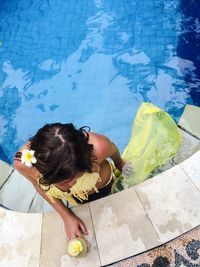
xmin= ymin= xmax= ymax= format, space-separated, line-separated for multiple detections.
xmin=0 ymin=0 xmax=200 ymax=164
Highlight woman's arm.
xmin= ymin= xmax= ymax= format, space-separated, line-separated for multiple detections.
xmin=13 ymin=158 xmax=88 ymax=240
xmin=34 ymin=183 xmax=88 ymax=240
xmin=109 ymin=142 xmax=125 ymax=170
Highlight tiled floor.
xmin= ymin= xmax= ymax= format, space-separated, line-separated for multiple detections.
xmin=181 ymin=150 xmax=200 ymax=191
xmin=135 ymin=164 xmax=200 ymax=243
xmin=40 ymin=205 xmax=100 ymax=267
xmin=0 ymin=207 xmax=42 ymax=267
xmin=90 ymin=187 xmax=161 ymax=266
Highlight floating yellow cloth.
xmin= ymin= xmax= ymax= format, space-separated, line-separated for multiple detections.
xmin=111 ymin=102 xmax=182 ymax=192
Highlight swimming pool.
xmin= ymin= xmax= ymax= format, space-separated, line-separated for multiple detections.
xmin=0 ymin=0 xmax=199 ymax=164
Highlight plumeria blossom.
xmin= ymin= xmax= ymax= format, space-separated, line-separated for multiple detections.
xmin=21 ymin=149 xmax=37 ymax=167
xmin=68 ymin=239 xmax=83 ymax=257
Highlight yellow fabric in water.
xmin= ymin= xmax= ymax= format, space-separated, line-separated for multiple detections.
xmin=111 ymin=102 xmax=182 ymax=192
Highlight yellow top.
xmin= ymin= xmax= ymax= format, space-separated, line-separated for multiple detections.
xmin=38 ymin=172 xmax=101 ymax=206
xmin=37 ymin=161 xmax=114 ymax=206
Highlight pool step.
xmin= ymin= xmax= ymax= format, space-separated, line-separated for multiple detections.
xmin=0 ymin=170 xmax=36 ymax=212
xmin=0 ymin=169 xmax=53 ymax=213
xmin=29 ymin=192 xmax=53 ymax=213
xmin=0 ymin=160 xmax=13 ymax=188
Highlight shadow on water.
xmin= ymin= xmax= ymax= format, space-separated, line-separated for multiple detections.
xmin=177 ymin=0 xmax=200 ymax=105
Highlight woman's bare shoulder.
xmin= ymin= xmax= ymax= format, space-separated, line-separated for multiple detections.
xmin=88 ymin=132 xmax=113 ymax=162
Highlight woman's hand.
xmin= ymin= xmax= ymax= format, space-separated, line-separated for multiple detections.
xmin=63 ymin=212 xmax=89 ymax=240
xmin=122 ymin=161 xmax=134 ymax=177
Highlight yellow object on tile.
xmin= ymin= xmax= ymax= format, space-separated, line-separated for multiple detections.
xmin=67 ymin=238 xmax=88 ymax=257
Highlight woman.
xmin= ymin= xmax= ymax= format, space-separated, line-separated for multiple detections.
xmin=14 ymin=102 xmax=182 ymax=241
xmin=14 ymin=123 xmax=125 ymax=240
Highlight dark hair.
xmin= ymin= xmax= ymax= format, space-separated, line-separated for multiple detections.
xmin=30 ymin=123 xmax=95 ymax=186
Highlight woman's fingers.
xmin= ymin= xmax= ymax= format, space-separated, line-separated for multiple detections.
xmin=67 ymin=228 xmax=86 ymax=240
xmin=67 ymin=232 xmax=81 ymax=240
xmin=122 ymin=161 xmax=134 ymax=176
xmin=79 ymin=222 xmax=89 ymax=235
xmin=65 ymin=219 xmax=89 ymax=240
xmin=75 ymin=230 xmax=84 ymax=238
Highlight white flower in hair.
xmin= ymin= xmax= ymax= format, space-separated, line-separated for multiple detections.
xmin=21 ymin=149 xmax=37 ymax=167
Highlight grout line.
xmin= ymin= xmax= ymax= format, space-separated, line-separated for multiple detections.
xmin=28 ymin=191 xmax=37 ymax=212
xmin=0 ymin=204 xmax=11 ymax=210
xmin=134 ymin=187 xmax=161 ymax=243
xmin=0 ymin=169 xmax=15 ymax=191
xmin=180 ymin=164 xmax=200 ymax=194
xmin=178 ymin=125 xmax=200 ymax=141
xmin=39 ymin=213 xmax=45 ymax=267
xmin=88 ymin=203 xmax=102 ymax=267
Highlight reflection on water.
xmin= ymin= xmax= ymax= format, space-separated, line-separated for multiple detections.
xmin=0 ymin=0 xmax=199 ymax=163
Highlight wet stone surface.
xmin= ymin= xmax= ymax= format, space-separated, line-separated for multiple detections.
xmin=110 ymin=226 xmax=200 ymax=267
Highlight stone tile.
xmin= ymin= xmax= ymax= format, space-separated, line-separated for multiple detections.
xmin=89 ymin=188 xmax=161 ymax=266
xmin=178 ymin=104 xmax=200 ymax=138
xmin=0 ymin=170 xmax=36 ymax=212
xmin=173 ymin=128 xmax=200 ymax=164
xmin=180 ymin=150 xmax=200 ymax=191
xmin=135 ymin=165 xmax=200 ymax=243
xmin=0 ymin=207 xmax=42 ymax=267
xmin=40 ymin=205 xmax=100 ymax=267
xmin=29 ymin=193 xmax=54 ymax=213
xmin=0 ymin=160 xmax=13 ymax=188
